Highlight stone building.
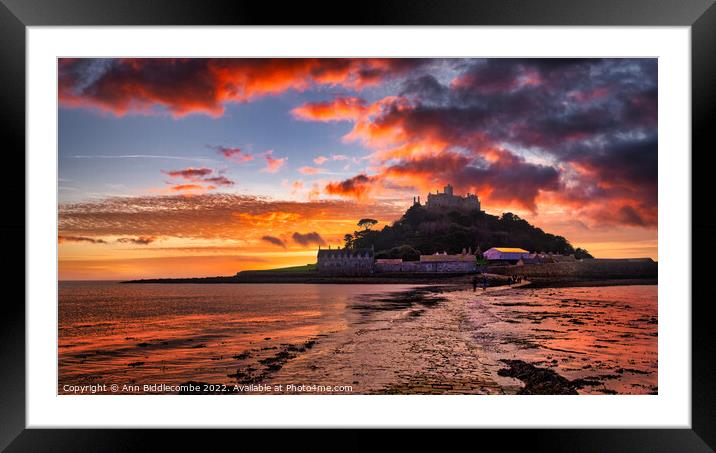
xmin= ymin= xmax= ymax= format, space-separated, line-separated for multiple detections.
xmin=375 ymin=250 xmax=477 ymax=273
xmin=417 ymin=184 xmax=481 ymax=211
xmin=316 ymin=247 xmax=375 ymax=275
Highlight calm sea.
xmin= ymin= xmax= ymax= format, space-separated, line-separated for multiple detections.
xmin=58 ymin=282 xmax=418 ymax=392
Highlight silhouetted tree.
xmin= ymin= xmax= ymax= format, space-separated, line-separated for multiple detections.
xmin=357 ymin=218 xmax=378 ymax=230
xmin=375 ymin=245 xmax=421 ymax=261
xmin=574 ymin=248 xmax=594 ymax=259
xmin=347 ymin=206 xmax=591 ymax=259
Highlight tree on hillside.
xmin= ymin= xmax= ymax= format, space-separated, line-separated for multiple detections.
xmin=574 ymin=248 xmax=594 ymax=259
xmin=375 ymin=245 xmax=421 ymax=261
xmin=357 ymin=218 xmax=378 ymax=230
xmin=344 ymin=206 xmax=592 ymax=259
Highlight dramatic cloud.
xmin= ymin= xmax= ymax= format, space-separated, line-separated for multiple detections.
xmin=382 ymin=150 xmax=560 ymax=211
xmin=116 ymin=236 xmax=157 ymax=245
xmin=260 ymin=235 xmax=287 ymax=249
xmin=292 ymin=231 xmax=326 ymax=247
xmin=58 ymin=58 xmax=659 ymax=279
xmin=324 ymin=174 xmax=378 ymax=200
xmin=316 ymin=58 xmax=657 ymax=226
xmin=59 ymin=58 xmax=428 ymax=117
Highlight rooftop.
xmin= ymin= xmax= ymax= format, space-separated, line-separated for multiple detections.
xmin=317 ymin=248 xmax=374 ymax=258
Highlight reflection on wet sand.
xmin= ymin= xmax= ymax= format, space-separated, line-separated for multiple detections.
xmin=59 ymin=282 xmax=656 ymax=394
xmin=265 ymin=285 xmax=657 ymax=395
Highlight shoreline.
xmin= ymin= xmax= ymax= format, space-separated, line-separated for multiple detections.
xmin=121 ymin=273 xmax=657 ymax=288
xmin=522 ymin=277 xmax=658 ymax=288
xmin=121 ymin=272 xmax=478 ymax=285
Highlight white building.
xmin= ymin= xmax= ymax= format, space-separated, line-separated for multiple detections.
xmin=483 ymin=247 xmax=531 ymax=262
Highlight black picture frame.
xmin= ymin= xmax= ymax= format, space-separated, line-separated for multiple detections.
xmin=2 ymin=0 xmax=714 ymax=450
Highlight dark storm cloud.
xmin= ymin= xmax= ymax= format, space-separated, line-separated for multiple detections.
xmin=384 ymin=151 xmax=561 ymax=211
xmin=291 ymin=232 xmax=326 ymax=247
xmin=58 ymin=58 xmax=430 ymax=117
xmin=327 ymin=58 xmax=657 ymax=226
xmin=260 ymin=235 xmax=287 ymax=249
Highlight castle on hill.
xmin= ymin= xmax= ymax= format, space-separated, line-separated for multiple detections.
xmin=413 ymin=184 xmax=481 ymax=211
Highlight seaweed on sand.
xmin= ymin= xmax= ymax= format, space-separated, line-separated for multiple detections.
xmin=497 ymin=359 xmax=605 ymax=395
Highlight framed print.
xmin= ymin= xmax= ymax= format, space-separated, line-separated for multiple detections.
xmin=3 ymin=0 xmax=715 ymax=449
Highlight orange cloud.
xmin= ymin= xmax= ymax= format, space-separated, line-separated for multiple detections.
xmin=59 ymin=59 xmax=427 ymax=118
xmin=312 ymin=60 xmax=656 ymax=227
xmin=297 ymin=166 xmax=325 ymax=175
xmin=291 ymin=96 xmax=369 ymax=122
xmin=58 ymin=193 xmax=405 ymax=279
xmin=59 ymin=194 xmax=404 ymax=241
xmin=169 ymin=184 xmax=207 ymax=192
xmin=233 ymin=211 xmax=302 ymax=227
xmin=324 ymin=174 xmax=379 ymax=200
xmin=261 ymin=150 xmax=286 ymax=173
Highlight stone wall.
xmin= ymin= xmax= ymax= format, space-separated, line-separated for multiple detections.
xmin=493 ymin=259 xmax=657 ymax=279
xmin=317 ymin=256 xmax=374 ymax=275
xmin=375 ymin=260 xmax=476 ymax=273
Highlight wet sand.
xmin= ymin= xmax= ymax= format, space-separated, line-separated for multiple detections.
xmin=59 ymin=282 xmax=657 ymax=395
xmin=227 ymin=284 xmax=657 ymax=395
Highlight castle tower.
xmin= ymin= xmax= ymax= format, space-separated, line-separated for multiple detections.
xmin=444 ymin=184 xmax=453 ymax=196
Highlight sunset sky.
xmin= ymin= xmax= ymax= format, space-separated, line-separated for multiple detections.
xmin=58 ymin=58 xmax=657 ymax=280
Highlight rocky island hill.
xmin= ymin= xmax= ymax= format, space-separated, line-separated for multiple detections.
xmin=343 ymin=202 xmax=593 ymax=261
